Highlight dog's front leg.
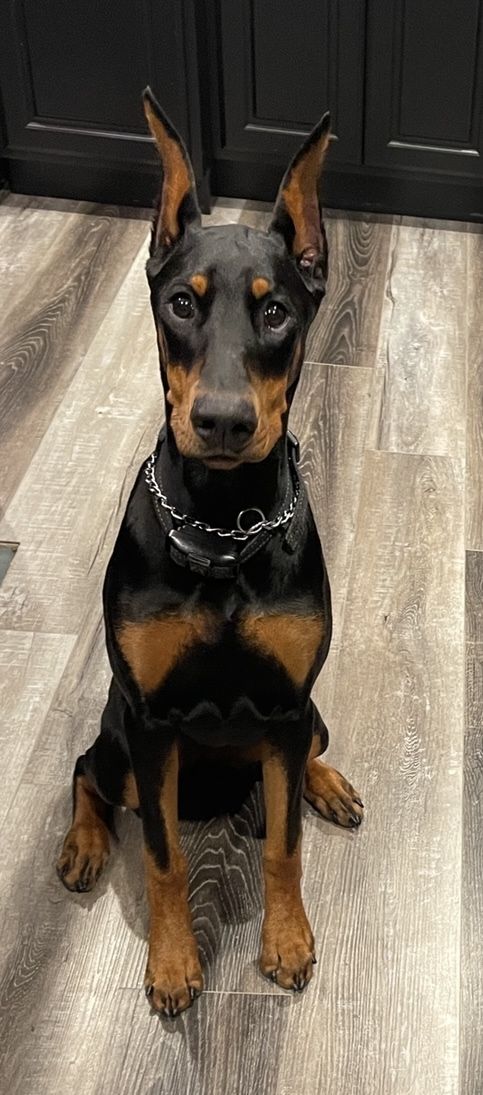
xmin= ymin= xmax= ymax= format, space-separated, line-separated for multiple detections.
xmin=130 ymin=727 xmax=203 ymax=1016
xmin=260 ymin=724 xmax=315 ymax=991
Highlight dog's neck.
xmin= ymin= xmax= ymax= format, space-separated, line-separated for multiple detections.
xmin=156 ymin=426 xmax=291 ymax=530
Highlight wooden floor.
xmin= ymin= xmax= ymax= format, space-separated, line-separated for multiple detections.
xmin=0 ymin=191 xmax=481 ymax=1095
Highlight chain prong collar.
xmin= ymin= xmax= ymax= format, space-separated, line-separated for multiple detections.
xmin=144 ymin=450 xmax=300 ymax=541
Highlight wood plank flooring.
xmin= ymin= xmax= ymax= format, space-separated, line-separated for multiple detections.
xmin=0 ymin=191 xmax=481 ymax=1095
xmin=462 ymin=551 xmax=483 ymax=1095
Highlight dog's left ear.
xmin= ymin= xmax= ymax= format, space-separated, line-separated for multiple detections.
xmin=143 ymin=86 xmax=201 ymax=255
xmin=269 ymin=113 xmax=331 ymax=297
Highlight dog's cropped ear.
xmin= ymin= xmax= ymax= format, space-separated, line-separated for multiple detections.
xmin=269 ymin=113 xmax=331 ymax=297
xmin=143 ymin=86 xmax=201 ymax=256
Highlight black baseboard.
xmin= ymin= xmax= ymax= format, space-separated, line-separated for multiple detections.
xmin=212 ymin=158 xmax=483 ymax=223
xmin=7 ymin=157 xmax=212 ymax=214
xmin=5 ymin=153 xmax=483 ymax=223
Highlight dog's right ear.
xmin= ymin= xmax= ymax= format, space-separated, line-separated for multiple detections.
xmin=143 ymin=87 xmax=201 ymax=258
xmin=269 ymin=113 xmax=331 ymax=299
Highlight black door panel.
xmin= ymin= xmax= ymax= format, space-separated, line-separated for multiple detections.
xmin=0 ymin=0 xmax=482 ymax=217
xmin=365 ymin=0 xmax=483 ymax=176
xmin=216 ymin=0 xmax=364 ymax=166
xmin=0 ymin=0 xmax=205 ymax=204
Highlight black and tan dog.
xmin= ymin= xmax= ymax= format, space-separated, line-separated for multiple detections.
xmin=57 ymin=88 xmax=363 ymax=1017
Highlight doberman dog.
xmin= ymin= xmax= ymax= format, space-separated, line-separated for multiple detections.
xmin=57 ymin=87 xmax=363 ymax=1017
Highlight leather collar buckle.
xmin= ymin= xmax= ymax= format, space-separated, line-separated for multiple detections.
xmin=168 ymin=526 xmax=239 ymax=579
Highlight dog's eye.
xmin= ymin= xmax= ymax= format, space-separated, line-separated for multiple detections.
xmin=170 ymin=293 xmax=195 ymax=319
xmin=263 ymin=301 xmax=288 ymax=330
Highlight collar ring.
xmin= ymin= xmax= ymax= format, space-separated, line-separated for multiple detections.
xmin=236 ymin=507 xmax=266 ymax=534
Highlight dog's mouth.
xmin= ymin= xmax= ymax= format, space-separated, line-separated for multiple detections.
xmin=201 ymin=453 xmax=243 ymax=470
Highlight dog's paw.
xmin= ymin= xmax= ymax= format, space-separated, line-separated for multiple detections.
xmin=145 ymin=948 xmax=203 ymax=1018
xmin=304 ymin=759 xmax=364 ymax=828
xmin=260 ymin=914 xmax=315 ymax=992
xmin=56 ymin=823 xmax=110 ymax=892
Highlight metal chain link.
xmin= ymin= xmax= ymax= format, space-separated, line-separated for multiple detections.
xmin=144 ymin=451 xmax=299 ymax=541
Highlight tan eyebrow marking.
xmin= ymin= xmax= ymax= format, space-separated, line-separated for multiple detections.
xmin=189 ymin=274 xmax=209 ymax=297
xmin=251 ymin=277 xmax=272 ymax=299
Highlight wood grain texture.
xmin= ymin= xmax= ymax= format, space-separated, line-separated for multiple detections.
xmin=0 ymin=776 xmax=271 ymax=1095
xmin=367 ymin=225 xmax=468 ymax=457
xmin=204 ymin=199 xmax=270 ymax=230
xmin=0 ymin=543 xmax=16 ymax=584
xmin=1 ymin=952 xmax=287 ymax=1095
xmin=0 ymin=195 xmax=150 ymax=512
xmin=465 ymin=639 xmax=483 ymax=728
xmin=291 ymin=362 xmax=372 ymax=734
xmin=461 ymin=551 xmax=483 ymax=1095
xmin=274 ymin=451 xmax=464 ymax=1095
xmin=210 ymin=451 xmax=466 ymax=1029
xmin=0 ymin=241 xmax=160 ymax=632
xmin=0 ymin=630 xmax=75 ymax=826
xmin=0 ymin=781 xmax=145 ymax=1095
xmin=22 ymin=612 xmax=109 ymax=788
xmin=292 ymin=363 xmax=372 ymax=622
xmin=465 ymin=231 xmax=483 ymax=549
xmin=305 ymin=216 xmax=397 ymax=368
xmin=104 ymin=991 xmax=287 ymax=1095
xmin=465 ymin=549 xmax=483 ymax=644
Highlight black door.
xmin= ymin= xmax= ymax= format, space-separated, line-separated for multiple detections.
xmin=1 ymin=0 xmax=482 ymax=218
xmin=365 ymin=0 xmax=483 ymax=178
xmin=0 ymin=0 xmax=206 ymax=205
xmin=209 ymin=0 xmax=365 ymax=197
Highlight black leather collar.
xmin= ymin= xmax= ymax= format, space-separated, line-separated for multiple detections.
xmin=147 ymin=431 xmax=307 ymax=580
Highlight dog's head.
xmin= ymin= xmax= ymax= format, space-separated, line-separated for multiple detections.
xmin=144 ymin=87 xmax=330 ymax=470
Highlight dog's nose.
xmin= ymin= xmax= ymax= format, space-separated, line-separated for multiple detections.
xmin=191 ymin=395 xmax=257 ymax=452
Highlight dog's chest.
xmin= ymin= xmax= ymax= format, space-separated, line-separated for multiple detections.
xmin=116 ymin=603 xmax=325 ymax=699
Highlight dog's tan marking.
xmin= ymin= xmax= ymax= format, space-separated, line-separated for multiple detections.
xmin=165 ymin=360 xmax=204 ymax=455
xmin=251 ymin=276 xmax=272 ymax=299
xmin=281 ymin=129 xmax=331 ymax=257
xmin=165 ymin=361 xmax=204 ymax=455
xmin=155 ymin=322 xmax=169 ymax=366
xmin=123 ymin=771 xmax=140 ymax=810
xmin=246 ymin=369 xmax=288 ymax=456
xmin=56 ymin=774 xmax=111 ymax=892
xmin=166 ymin=360 xmax=202 ymax=407
xmin=190 ymin=273 xmax=208 ymax=297
xmin=144 ymin=99 xmax=192 ymax=249
xmin=241 ymin=613 xmax=324 ymax=686
xmin=260 ymin=746 xmax=314 ymax=989
xmin=304 ymin=757 xmax=364 ymax=828
xmin=116 ymin=611 xmax=218 ymax=694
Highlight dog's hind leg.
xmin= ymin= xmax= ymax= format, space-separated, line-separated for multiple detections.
xmin=57 ymin=678 xmax=135 ymax=892
xmin=304 ymin=701 xmax=364 ymax=828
